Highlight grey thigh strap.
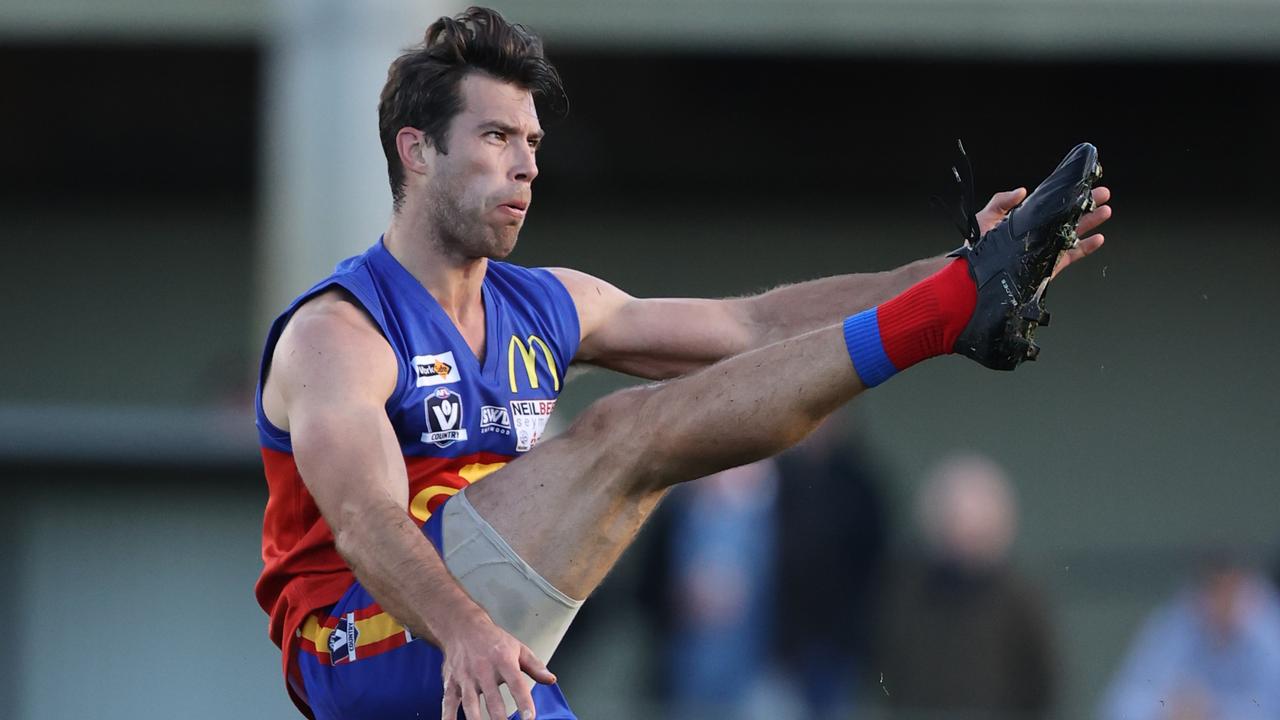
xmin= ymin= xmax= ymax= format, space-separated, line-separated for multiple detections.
xmin=442 ymin=489 xmax=583 ymax=716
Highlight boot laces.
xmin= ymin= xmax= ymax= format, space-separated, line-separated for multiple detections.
xmin=931 ymin=139 xmax=982 ymax=250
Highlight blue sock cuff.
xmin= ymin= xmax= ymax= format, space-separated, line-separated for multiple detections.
xmin=843 ymin=308 xmax=898 ymax=388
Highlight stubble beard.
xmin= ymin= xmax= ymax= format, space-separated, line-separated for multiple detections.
xmin=427 ymin=184 xmax=519 ymax=261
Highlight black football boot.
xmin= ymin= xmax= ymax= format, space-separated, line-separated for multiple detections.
xmin=952 ymin=142 xmax=1103 ymax=370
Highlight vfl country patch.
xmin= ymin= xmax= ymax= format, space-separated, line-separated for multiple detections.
xmin=328 ymin=613 xmax=359 ymax=665
xmin=509 ymin=398 xmax=555 ymax=452
xmin=479 ymin=405 xmax=511 ymax=435
xmin=412 ymin=352 xmax=461 ymax=387
xmin=423 ymin=388 xmax=468 ymax=448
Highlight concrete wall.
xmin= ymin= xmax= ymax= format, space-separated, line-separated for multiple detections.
xmin=9 ymin=466 xmax=295 ymax=718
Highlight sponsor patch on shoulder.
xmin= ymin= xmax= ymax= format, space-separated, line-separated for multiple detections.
xmin=412 ymin=352 xmax=461 ymax=387
xmin=509 ymin=399 xmax=556 ymax=452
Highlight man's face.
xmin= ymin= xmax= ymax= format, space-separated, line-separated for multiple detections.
xmin=420 ymin=72 xmax=542 ymax=259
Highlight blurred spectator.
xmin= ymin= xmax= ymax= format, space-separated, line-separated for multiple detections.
xmin=1271 ymin=543 xmax=1280 ymax=593
xmin=875 ymin=454 xmax=1056 ymax=719
xmin=664 ymin=460 xmax=780 ymax=720
xmin=772 ymin=411 xmax=888 ymax=718
xmin=1098 ymin=554 xmax=1280 ymax=720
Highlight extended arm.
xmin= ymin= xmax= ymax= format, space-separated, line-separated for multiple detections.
xmin=553 ymin=255 xmax=945 ymax=379
xmin=266 ymin=289 xmax=554 ymax=720
xmin=558 ymin=187 xmax=1110 ymax=380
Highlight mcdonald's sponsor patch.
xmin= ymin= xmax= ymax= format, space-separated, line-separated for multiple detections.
xmin=507 ymin=335 xmax=560 ymax=393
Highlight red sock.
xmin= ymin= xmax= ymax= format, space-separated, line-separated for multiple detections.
xmin=876 ymin=258 xmax=976 ymax=371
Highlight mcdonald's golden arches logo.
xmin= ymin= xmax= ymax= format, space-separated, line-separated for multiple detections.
xmin=507 ymin=334 xmax=560 ymax=393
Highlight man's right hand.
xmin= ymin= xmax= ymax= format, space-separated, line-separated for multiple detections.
xmin=439 ymin=613 xmax=556 ymax=720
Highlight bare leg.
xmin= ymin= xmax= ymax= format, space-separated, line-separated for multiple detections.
xmin=467 ymin=142 xmax=1105 ymax=604
xmin=465 ymin=320 xmax=862 ymax=600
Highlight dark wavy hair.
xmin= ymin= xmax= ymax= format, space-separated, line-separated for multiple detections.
xmin=378 ymin=6 xmax=566 ymax=209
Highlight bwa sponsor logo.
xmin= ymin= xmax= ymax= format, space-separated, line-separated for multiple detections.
xmin=480 ymin=405 xmax=511 ymax=435
xmin=412 ymin=351 xmax=461 ymax=387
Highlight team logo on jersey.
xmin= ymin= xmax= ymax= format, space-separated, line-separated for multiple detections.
xmin=423 ymin=388 xmax=468 ymax=447
xmin=507 ymin=335 xmax=560 ymax=393
xmin=480 ymin=405 xmax=511 ymax=435
xmin=328 ymin=613 xmax=359 ymax=665
xmin=412 ymin=352 xmax=461 ymax=387
xmin=509 ymin=399 xmax=555 ymax=452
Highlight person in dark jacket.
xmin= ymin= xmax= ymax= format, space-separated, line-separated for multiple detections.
xmin=876 ymin=454 xmax=1056 ymax=720
xmin=773 ymin=412 xmax=889 ymax=718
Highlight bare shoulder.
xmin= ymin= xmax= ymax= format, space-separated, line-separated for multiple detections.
xmin=546 ymin=267 xmax=633 ymax=299
xmin=282 ymin=287 xmax=387 ymax=348
xmin=262 ymin=288 xmax=397 ymax=429
xmin=544 ymin=267 xmax=632 ymax=341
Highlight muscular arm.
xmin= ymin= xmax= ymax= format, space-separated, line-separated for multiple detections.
xmin=266 ymin=289 xmax=552 ymax=720
xmin=555 ymin=186 xmax=1109 ymax=380
xmin=552 ymin=257 xmax=943 ymax=379
xmin=277 ymin=309 xmax=476 ymax=646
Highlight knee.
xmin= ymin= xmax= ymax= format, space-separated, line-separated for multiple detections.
xmin=565 ymin=383 xmax=654 ymax=445
xmin=562 ymin=383 xmax=664 ymax=485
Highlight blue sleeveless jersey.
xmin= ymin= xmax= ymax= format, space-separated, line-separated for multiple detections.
xmin=253 ymin=238 xmax=579 ymax=718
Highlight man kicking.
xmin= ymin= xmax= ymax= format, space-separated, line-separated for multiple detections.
xmin=254 ymin=7 xmax=1111 ymax=720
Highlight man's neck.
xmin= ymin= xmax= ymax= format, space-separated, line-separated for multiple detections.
xmin=384 ymin=209 xmax=488 ymax=328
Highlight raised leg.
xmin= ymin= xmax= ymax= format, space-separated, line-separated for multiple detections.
xmin=469 ymin=139 xmax=1102 ymax=622
xmin=465 ymin=320 xmax=862 ymax=601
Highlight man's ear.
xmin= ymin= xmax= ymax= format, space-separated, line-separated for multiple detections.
xmin=396 ymin=127 xmax=430 ymax=177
